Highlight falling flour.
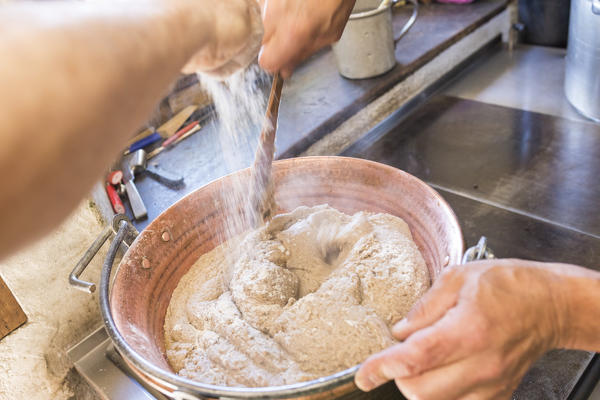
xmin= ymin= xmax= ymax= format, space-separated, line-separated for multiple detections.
xmin=199 ymin=66 xmax=270 ymax=240
xmin=164 ymin=204 xmax=430 ymax=387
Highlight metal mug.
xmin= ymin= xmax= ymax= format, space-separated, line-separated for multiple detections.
xmin=332 ymin=0 xmax=418 ymax=79
xmin=565 ymin=0 xmax=600 ymax=122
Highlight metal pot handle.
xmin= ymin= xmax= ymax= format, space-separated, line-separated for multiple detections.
xmin=393 ymin=0 xmax=419 ymax=43
xmin=98 ymin=218 xmax=204 ymax=400
xmin=97 ymin=221 xmax=238 ymax=400
xmin=462 ymin=236 xmax=495 ymax=264
xmin=98 ymin=225 xmax=209 ymax=400
xmin=69 ymin=214 xmax=138 ymax=293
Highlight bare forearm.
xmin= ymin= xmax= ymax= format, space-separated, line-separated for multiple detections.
xmin=0 ymin=1 xmax=211 ymax=258
xmin=556 ymin=264 xmax=600 ymax=352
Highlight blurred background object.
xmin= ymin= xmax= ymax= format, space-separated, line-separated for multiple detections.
xmin=565 ymin=0 xmax=600 ymax=122
xmin=518 ymin=0 xmax=571 ymax=47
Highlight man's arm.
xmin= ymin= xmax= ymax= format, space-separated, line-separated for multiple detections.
xmin=0 ymin=0 xmax=256 ymax=259
xmin=560 ymin=264 xmax=600 ymax=351
xmin=355 ymin=259 xmax=600 ymax=399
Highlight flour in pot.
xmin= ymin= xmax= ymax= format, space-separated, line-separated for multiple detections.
xmin=164 ymin=204 xmax=430 ymax=387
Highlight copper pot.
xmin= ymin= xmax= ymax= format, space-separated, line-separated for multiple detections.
xmin=95 ymin=156 xmax=464 ymax=399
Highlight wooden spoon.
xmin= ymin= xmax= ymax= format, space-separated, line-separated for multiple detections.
xmin=250 ymin=73 xmax=284 ymax=223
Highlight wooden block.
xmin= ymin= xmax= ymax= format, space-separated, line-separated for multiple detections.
xmin=0 ymin=276 xmax=27 ymax=340
xmin=125 ymin=104 xmax=199 ymax=148
xmin=156 ymin=105 xmax=198 ymax=138
xmin=167 ymin=82 xmax=212 ymax=116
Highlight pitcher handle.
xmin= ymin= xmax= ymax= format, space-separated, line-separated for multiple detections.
xmin=393 ymin=0 xmax=419 ymax=43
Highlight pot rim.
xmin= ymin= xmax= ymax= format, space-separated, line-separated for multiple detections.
xmin=349 ymin=4 xmax=390 ymax=20
xmin=100 ymin=156 xmax=464 ymax=398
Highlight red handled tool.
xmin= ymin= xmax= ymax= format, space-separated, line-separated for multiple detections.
xmin=106 ymin=170 xmax=124 ymax=186
xmin=105 ymin=183 xmax=125 ymax=214
xmin=147 ymin=121 xmax=201 ymax=160
xmin=105 ymin=170 xmax=126 ymax=214
xmin=162 ymin=120 xmax=199 ymax=148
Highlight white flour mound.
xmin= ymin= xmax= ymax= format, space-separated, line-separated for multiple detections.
xmin=164 ymin=204 xmax=430 ymax=387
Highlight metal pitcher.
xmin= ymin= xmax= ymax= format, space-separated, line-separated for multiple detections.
xmin=332 ymin=0 xmax=418 ymax=79
xmin=565 ymin=0 xmax=600 ymax=122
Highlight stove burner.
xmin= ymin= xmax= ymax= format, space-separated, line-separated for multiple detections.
xmin=69 ymin=327 xmax=168 ymax=400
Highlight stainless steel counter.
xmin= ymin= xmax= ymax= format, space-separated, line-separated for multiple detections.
xmin=342 ymin=45 xmax=600 ymax=399
xmin=444 ymin=44 xmax=586 ymax=123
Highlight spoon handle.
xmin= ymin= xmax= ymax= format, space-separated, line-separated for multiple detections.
xmin=251 ymin=73 xmax=284 ymax=222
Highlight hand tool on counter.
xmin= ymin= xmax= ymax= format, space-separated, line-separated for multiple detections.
xmin=162 ymin=120 xmax=199 ymax=147
xmin=172 ymin=124 xmax=201 ymax=144
xmin=116 ymin=182 xmax=126 ymax=197
xmin=130 ymin=149 xmax=184 ymax=189
xmin=105 ymin=182 xmax=125 ymax=215
xmin=123 ymin=132 xmax=162 ymax=156
xmin=125 ymin=104 xmax=198 ymax=148
xmin=105 ymin=170 xmax=126 ymax=214
xmin=147 ymin=121 xmax=202 ymax=160
xmin=250 ymin=72 xmax=284 ymax=223
xmin=106 ymin=170 xmax=124 ymax=186
xmin=156 ymin=105 xmax=198 ymax=138
xmin=121 ymin=158 xmax=148 ymax=220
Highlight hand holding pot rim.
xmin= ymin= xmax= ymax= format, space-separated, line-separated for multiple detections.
xmin=355 ymin=259 xmax=600 ymax=400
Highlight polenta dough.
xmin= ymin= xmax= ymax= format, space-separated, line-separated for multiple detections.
xmin=164 ymin=204 xmax=429 ymax=387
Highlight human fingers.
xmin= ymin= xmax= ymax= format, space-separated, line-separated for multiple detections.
xmin=396 ymin=358 xmax=478 ymax=400
xmin=356 ymin=309 xmax=475 ymax=391
xmin=184 ymin=0 xmax=262 ymax=77
xmin=392 ymin=267 xmax=463 ymax=340
xmin=459 ymin=386 xmax=514 ymax=400
xmin=260 ymin=0 xmax=276 ymax=45
xmin=395 ymin=354 xmax=512 ymax=400
xmin=259 ymin=0 xmax=355 ymax=75
xmin=259 ymin=0 xmax=304 ymax=73
xmin=273 ymin=43 xmax=323 ymax=78
xmin=259 ymin=16 xmax=313 ymax=74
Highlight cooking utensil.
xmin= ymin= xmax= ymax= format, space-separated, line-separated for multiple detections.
xmin=71 ymin=156 xmax=486 ymax=399
xmin=332 ymin=0 xmax=418 ymax=79
xmin=250 ymin=72 xmax=284 ymax=222
xmin=130 ymin=149 xmax=184 ymax=188
xmin=565 ymin=0 xmax=600 ymax=122
xmin=124 ymin=132 xmax=162 ymax=156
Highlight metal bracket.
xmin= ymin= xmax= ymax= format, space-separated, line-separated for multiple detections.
xmin=69 ymin=214 xmax=138 ymax=293
xmin=462 ymin=236 xmax=495 ymax=264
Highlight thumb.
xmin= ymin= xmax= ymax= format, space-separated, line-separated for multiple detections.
xmin=392 ymin=267 xmax=463 ymax=340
